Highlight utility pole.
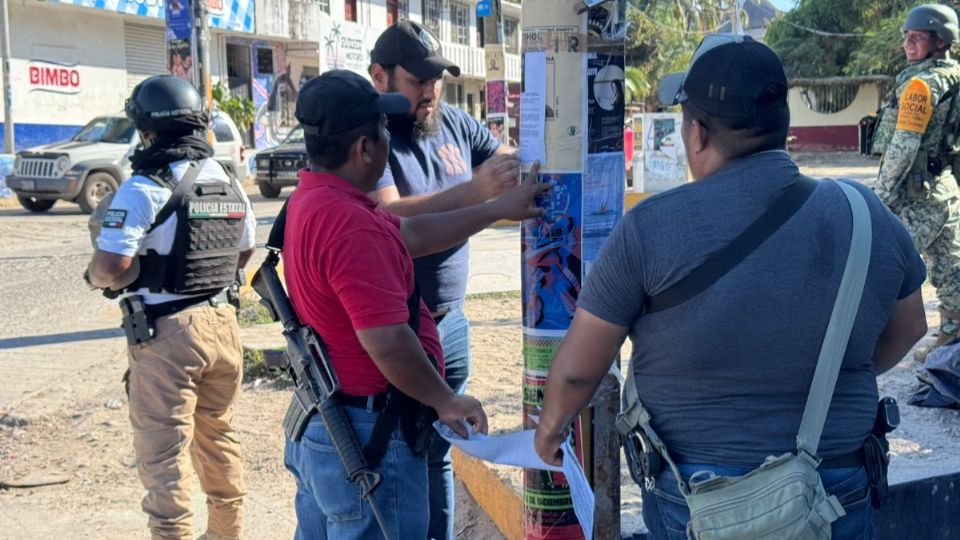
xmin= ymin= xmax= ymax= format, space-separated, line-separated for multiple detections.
xmin=194 ymin=0 xmax=212 ymax=106
xmin=1 ymin=0 xmax=14 ymax=153
xmin=519 ymin=1 xmax=626 ymax=538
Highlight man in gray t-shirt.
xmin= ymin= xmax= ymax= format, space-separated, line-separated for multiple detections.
xmin=533 ymin=36 xmax=928 ymax=539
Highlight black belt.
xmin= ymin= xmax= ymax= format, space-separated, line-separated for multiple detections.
xmin=432 ymin=312 xmax=448 ymax=324
xmin=336 ymin=391 xmax=388 ymax=411
xmin=820 ymin=447 xmax=866 ymax=469
xmin=672 ymin=447 xmax=866 ymax=469
xmin=144 ymin=290 xmax=231 ymax=319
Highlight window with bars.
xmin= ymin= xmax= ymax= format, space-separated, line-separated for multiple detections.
xmin=449 ymin=1 xmax=469 ymax=45
xmin=503 ymin=17 xmax=519 ymax=54
xmin=423 ymin=0 xmax=442 ymax=36
xmin=387 ymin=0 xmax=409 ymax=25
xmin=314 ymin=0 xmax=330 ymax=14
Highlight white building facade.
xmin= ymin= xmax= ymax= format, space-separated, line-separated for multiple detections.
xmin=1 ymin=0 xmax=520 ymax=150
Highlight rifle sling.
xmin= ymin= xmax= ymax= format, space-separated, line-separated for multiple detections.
xmin=266 ymin=197 xmax=431 ymax=470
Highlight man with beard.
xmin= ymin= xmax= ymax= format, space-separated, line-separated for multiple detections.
xmin=368 ymin=20 xmax=523 ymax=540
xmin=86 ymin=75 xmax=256 ymax=540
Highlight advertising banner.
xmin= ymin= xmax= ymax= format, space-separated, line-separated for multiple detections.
xmin=165 ymin=0 xmax=196 ymax=86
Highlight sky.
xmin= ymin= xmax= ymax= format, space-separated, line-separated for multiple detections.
xmin=768 ymin=0 xmax=797 ymax=12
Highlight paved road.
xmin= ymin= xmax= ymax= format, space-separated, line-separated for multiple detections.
xmin=0 ymin=192 xmax=522 ymax=412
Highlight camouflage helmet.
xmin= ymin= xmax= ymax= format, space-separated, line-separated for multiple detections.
xmin=902 ymin=4 xmax=960 ymax=45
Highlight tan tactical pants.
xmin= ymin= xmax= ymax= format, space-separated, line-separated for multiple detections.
xmin=127 ymin=302 xmax=246 ymax=540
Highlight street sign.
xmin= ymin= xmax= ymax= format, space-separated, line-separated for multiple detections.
xmin=476 ymin=0 xmax=492 ymax=17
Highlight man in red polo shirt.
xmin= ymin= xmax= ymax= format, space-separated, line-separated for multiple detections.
xmin=281 ymin=70 xmax=548 ymax=539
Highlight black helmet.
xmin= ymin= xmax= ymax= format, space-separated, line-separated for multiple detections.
xmin=125 ymin=75 xmax=209 ymax=133
xmin=902 ymin=4 xmax=960 ymax=45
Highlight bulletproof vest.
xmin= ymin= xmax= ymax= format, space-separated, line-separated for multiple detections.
xmin=127 ymin=161 xmax=248 ymax=295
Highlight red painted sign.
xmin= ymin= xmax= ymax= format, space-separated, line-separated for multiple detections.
xmin=28 ymin=62 xmax=81 ymax=95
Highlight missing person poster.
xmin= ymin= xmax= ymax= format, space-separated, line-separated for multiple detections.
xmin=586 ymin=54 xmax=624 ymax=153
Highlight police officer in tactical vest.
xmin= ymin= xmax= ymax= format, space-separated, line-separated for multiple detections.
xmin=872 ymin=4 xmax=960 ymax=361
xmin=86 ymin=75 xmax=257 ymax=540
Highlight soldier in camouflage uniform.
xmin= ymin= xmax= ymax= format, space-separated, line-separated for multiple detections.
xmin=873 ymin=4 xmax=960 ymax=359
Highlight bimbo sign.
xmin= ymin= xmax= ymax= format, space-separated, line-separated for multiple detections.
xmin=28 ymin=60 xmax=81 ymax=95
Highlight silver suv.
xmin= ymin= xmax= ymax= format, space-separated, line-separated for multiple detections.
xmin=6 ymin=111 xmax=245 ymax=213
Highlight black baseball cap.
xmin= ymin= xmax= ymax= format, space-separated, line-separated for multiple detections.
xmin=371 ymin=21 xmax=461 ymax=79
xmin=295 ymin=70 xmax=410 ymax=138
xmin=657 ymin=34 xmax=788 ymax=119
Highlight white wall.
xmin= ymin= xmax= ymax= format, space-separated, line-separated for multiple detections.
xmin=5 ymin=3 xmax=129 ymax=125
xmin=789 ymin=83 xmax=882 ymax=128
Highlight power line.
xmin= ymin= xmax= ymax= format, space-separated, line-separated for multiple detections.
xmin=634 ymin=9 xmax=732 ymax=35
xmin=779 ymin=19 xmax=871 ymax=38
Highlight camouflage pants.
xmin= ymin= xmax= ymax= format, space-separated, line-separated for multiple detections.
xmin=900 ymin=196 xmax=960 ymax=323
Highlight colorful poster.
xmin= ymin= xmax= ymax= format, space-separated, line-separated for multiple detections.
xmin=486 ymin=80 xmax=507 ymax=114
xmin=582 ymin=152 xmax=624 ymax=268
xmin=487 ymin=114 xmax=507 ymax=142
xmin=522 ymin=330 xmax=564 ymax=374
xmin=586 ymin=54 xmax=624 ymax=154
xmin=165 ymin=0 xmax=196 ymax=86
xmin=521 ymin=172 xmax=582 ymax=332
xmin=643 ymin=112 xmax=688 ymax=192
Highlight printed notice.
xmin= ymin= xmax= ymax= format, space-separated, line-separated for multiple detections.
xmin=520 ymin=93 xmax=546 ymax=165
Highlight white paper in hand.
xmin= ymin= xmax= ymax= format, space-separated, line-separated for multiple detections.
xmin=432 ymin=421 xmax=562 ymax=472
xmin=433 ymin=422 xmax=595 ymax=539
xmin=562 ymin=440 xmax=594 ymax=540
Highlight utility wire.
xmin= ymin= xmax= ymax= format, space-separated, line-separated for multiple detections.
xmin=634 ymin=9 xmax=732 ymax=35
xmin=778 ymin=19 xmax=871 ymax=38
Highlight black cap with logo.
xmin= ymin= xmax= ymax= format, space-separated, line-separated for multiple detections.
xmin=657 ymin=34 xmax=788 ymax=120
xmin=295 ymin=70 xmax=410 ymax=139
xmin=371 ymin=20 xmax=461 ymax=79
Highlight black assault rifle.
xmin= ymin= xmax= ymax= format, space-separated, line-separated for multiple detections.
xmin=251 ymin=247 xmax=393 ymax=540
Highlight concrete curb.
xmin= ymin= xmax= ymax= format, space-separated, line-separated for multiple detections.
xmin=453 ymin=449 xmax=524 ymax=540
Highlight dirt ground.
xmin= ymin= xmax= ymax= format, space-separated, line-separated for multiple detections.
xmin=2 ymin=152 xmax=958 ymax=539
xmin=0 ymin=293 xmax=513 ymax=539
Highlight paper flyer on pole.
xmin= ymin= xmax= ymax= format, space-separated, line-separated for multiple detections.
xmin=643 ymin=112 xmax=689 ymax=192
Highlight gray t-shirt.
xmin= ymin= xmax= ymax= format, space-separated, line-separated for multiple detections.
xmin=579 ymin=151 xmax=925 ymax=465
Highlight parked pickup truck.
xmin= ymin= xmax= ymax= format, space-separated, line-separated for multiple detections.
xmin=254 ymin=125 xmax=306 ymax=198
xmin=6 ymin=111 xmax=245 ymax=213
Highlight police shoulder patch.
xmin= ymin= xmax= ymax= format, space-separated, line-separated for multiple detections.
xmin=102 ymin=209 xmax=127 ymax=228
xmin=896 ymin=78 xmax=934 ymax=133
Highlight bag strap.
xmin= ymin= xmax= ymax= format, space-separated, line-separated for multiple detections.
xmin=616 ymin=180 xmax=872 ymax=496
xmin=644 ymin=175 xmax=818 ymax=314
xmin=796 ymin=181 xmax=872 ymax=457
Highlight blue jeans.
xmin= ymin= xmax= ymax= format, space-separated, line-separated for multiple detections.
xmin=284 ymin=405 xmax=429 ymax=540
xmin=640 ymin=463 xmax=874 ymax=540
xmin=428 ymin=307 xmax=471 ymax=540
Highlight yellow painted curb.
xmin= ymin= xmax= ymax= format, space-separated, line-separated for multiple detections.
xmin=453 ymin=448 xmax=523 ymax=540
xmin=625 ymin=191 xmax=653 ymax=209
xmin=240 ymin=262 xmax=282 ymax=296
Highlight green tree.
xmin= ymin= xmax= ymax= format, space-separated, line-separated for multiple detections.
xmin=765 ymin=0 xmax=865 ymax=78
xmin=626 ymin=1 xmax=751 ymax=109
xmin=212 ymin=82 xmax=255 ymax=133
xmin=768 ymin=0 xmax=960 ymax=78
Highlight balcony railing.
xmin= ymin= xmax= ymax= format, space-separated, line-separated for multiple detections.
xmin=505 ymin=53 xmax=520 ymax=82
xmin=443 ymin=42 xmax=485 ymax=79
